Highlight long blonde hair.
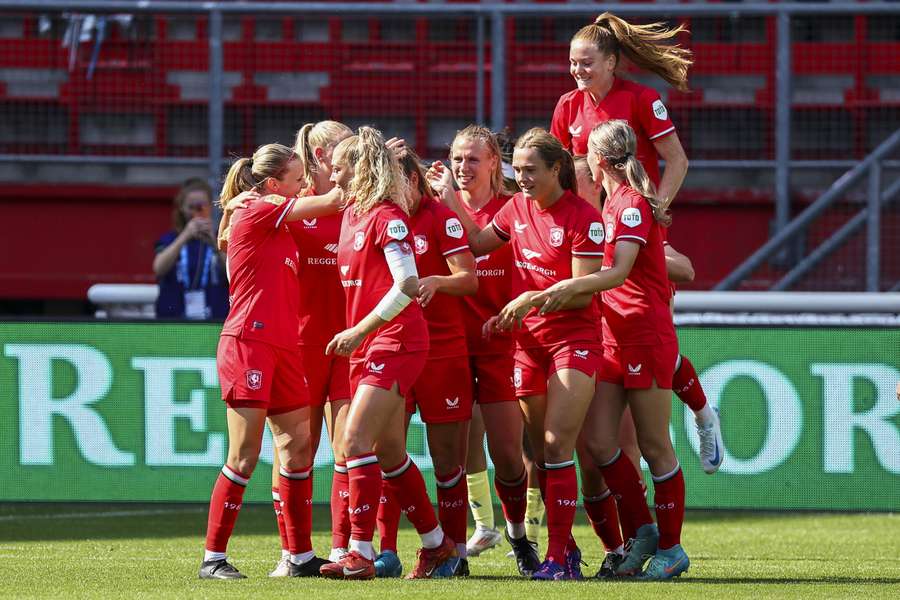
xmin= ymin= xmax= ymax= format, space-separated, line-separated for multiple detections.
xmin=451 ymin=124 xmax=504 ymax=197
xmin=515 ymin=128 xmax=578 ymax=196
xmin=219 ymin=143 xmax=297 ymax=207
xmin=588 ymin=120 xmax=669 ymax=225
xmin=333 ymin=126 xmax=410 ymax=216
xmin=573 ymin=12 xmax=692 ymax=92
xmin=294 ymin=120 xmax=353 ymax=190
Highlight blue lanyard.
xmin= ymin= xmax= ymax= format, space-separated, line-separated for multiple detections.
xmin=177 ymin=243 xmax=215 ymax=289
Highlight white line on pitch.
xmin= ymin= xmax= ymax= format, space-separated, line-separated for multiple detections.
xmin=0 ymin=508 xmax=206 ymax=522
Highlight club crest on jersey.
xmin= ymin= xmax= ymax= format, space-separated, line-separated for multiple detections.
xmin=513 ymin=368 xmax=523 ymax=389
xmin=302 ymin=218 xmax=317 ymax=228
xmin=588 ymin=222 xmax=605 ymax=245
xmin=414 ymin=234 xmax=428 ymax=255
xmin=549 ymin=226 xmax=564 ymax=247
xmin=353 ymin=231 xmax=365 ymax=251
xmin=262 ymin=194 xmax=287 ymax=206
xmin=445 ymin=217 xmax=464 ymax=239
xmin=246 ymin=369 xmax=263 ymax=390
xmin=652 ymin=99 xmax=669 ymax=121
xmin=387 ymin=219 xmax=409 ymax=240
xmin=621 ymin=207 xmax=642 ymax=228
xmin=606 ymin=222 xmax=615 ymax=242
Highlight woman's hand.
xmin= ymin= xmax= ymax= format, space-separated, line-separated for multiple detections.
xmin=482 ymin=315 xmax=502 ymax=339
xmin=386 ymin=137 xmax=407 ymax=156
xmin=533 ymin=279 xmax=582 ymax=315
xmin=426 ymin=161 xmax=455 ymax=203
xmin=325 ymin=327 xmax=366 ymax=357
xmin=324 ymin=185 xmax=346 ymax=211
xmin=224 ymin=190 xmax=258 ymax=215
xmin=497 ymin=292 xmax=537 ymax=331
xmin=417 ymin=276 xmax=441 ymax=308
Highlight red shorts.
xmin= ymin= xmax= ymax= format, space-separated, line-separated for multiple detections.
xmin=301 ymin=345 xmax=351 ymax=407
xmin=217 ymin=335 xmax=309 ymax=415
xmin=513 ymin=342 xmax=602 ymax=397
xmin=598 ymin=341 xmax=678 ymax=390
xmin=470 ymin=353 xmax=516 ymax=404
xmin=406 ymin=355 xmax=474 ymax=423
xmin=349 ymin=349 xmax=426 ymax=399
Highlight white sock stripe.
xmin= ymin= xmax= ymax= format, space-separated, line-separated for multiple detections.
xmin=598 ymin=449 xmax=623 ymax=468
xmin=279 ymin=466 xmax=311 ymax=480
xmin=347 ymin=454 xmax=379 ymax=470
xmin=651 ymin=462 xmax=682 ymax=483
xmin=544 ymin=460 xmax=575 ymax=470
xmin=497 ymin=469 xmax=528 ymax=488
xmin=675 ymin=354 xmax=683 ymax=372
xmin=436 ymin=467 xmax=465 ymax=489
xmin=334 ymin=463 xmax=348 ymax=474
xmin=382 ymin=456 xmax=412 ymax=479
xmin=583 ymin=489 xmax=613 ymax=503
xmin=221 ymin=465 xmax=249 ymax=486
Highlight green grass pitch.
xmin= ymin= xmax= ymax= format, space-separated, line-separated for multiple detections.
xmin=0 ymin=503 xmax=897 ymax=599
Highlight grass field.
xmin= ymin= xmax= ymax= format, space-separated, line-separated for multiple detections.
xmin=0 ymin=503 xmax=898 ymax=599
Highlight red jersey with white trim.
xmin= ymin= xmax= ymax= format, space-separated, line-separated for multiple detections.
xmin=408 ymin=195 xmax=470 ymax=359
xmin=491 ymin=190 xmax=604 ymax=348
xmin=221 ymin=194 xmax=301 ymax=350
xmin=337 ymin=200 xmax=429 ymax=357
xmin=459 ymin=193 xmax=514 ymax=356
xmin=288 ymin=196 xmax=345 ymax=346
xmin=550 ymin=77 xmax=675 ymax=186
xmin=600 ymin=184 xmax=676 ymax=346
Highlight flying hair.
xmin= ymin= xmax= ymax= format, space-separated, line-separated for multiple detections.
xmin=219 ymin=143 xmax=296 ymax=207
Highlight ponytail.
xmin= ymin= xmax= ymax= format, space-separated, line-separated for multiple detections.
xmin=515 ymin=128 xmax=578 ymax=196
xmin=573 ymin=12 xmax=692 ymax=92
xmin=219 ymin=143 xmax=297 ymax=208
xmin=294 ymin=123 xmax=317 ymax=189
xmin=219 ymin=158 xmax=254 ymax=209
xmin=293 ymin=120 xmax=353 ymax=190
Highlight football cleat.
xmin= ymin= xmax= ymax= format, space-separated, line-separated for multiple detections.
xmin=289 ymin=556 xmax=331 ymax=577
xmin=454 ymin=558 xmax=470 ymax=577
xmin=319 ymin=550 xmax=375 ymax=580
xmin=268 ymin=556 xmax=290 ymax=578
xmin=697 ymin=408 xmax=724 ymax=474
xmin=466 ymin=527 xmax=502 ymax=557
xmin=594 ymin=551 xmax=625 ymax=579
xmin=431 ymin=554 xmax=461 ymax=578
xmin=406 ymin=535 xmax=456 ymax=579
xmin=530 ymin=558 xmax=566 ymax=581
xmin=615 ymin=523 xmax=659 ymax=577
xmin=563 ymin=545 xmax=585 ymax=580
xmin=374 ymin=550 xmax=403 ymax=578
xmin=506 ymin=531 xmax=541 ymax=577
xmin=199 ymin=558 xmax=246 ymax=580
xmin=637 ymin=544 xmax=690 ymax=581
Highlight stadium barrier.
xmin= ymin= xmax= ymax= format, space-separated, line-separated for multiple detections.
xmin=1 ymin=318 xmax=897 ymax=510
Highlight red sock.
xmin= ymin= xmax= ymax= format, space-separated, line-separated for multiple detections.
xmin=653 ymin=467 xmax=686 ymax=550
xmin=584 ymin=490 xmax=623 ymax=552
xmin=272 ymin=487 xmax=289 ymax=552
xmin=544 ymin=462 xmax=577 ymax=563
xmin=599 ymin=451 xmax=653 ymax=539
xmin=377 ymin=484 xmax=400 ymax=553
xmin=331 ymin=463 xmax=350 ymax=549
xmin=205 ymin=466 xmax=249 ymax=553
xmin=494 ymin=471 xmax=527 ymax=527
xmin=536 ymin=465 xmax=548 ymax=501
xmin=383 ymin=456 xmax=439 ymax=536
xmin=347 ymin=454 xmax=381 ymax=543
xmin=279 ymin=466 xmax=313 ymax=554
xmin=436 ymin=466 xmax=468 ymax=548
xmin=672 ymin=355 xmax=708 ymax=412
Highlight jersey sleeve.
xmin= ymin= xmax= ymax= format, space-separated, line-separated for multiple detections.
xmin=611 ymin=192 xmax=653 ymax=246
xmin=637 ymin=87 xmax=676 ymax=142
xmin=246 ymin=194 xmax=298 ymax=230
xmin=490 ymin=195 xmax=516 ymax=241
xmin=434 ymin=203 xmax=471 ymax=257
xmin=373 ymin=205 xmax=413 ymax=250
xmin=570 ymin=203 xmax=606 ymax=257
xmin=550 ymin=97 xmax=572 ymax=151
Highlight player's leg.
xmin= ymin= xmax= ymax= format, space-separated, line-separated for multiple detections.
xmin=465 ymin=405 xmax=502 ymax=557
xmin=324 ymin=356 xmax=352 ymax=560
xmin=374 ymin=411 xmax=410 ymax=578
xmin=522 ymin=430 xmax=545 ymax=550
xmin=577 ymin=440 xmax=625 ymax=578
xmin=673 ymin=352 xmax=723 ymax=474
xmin=268 ymin=451 xmax=291 ymax=576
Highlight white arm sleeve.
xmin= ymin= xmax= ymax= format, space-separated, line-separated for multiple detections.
xmin=374 ymin=241 xmax=419 ymax=321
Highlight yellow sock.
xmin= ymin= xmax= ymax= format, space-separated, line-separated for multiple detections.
xmin=466 ymin=470 xmax=494 ymax=530
xmin=525 ymin=487 xmax=544 ymax=545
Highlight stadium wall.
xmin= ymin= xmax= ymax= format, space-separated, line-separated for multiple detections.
xmin=1 ymin=321 xmax=897 ymax=511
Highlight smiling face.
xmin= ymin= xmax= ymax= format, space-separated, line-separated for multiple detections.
xmin=569 ymin=39 xmax=616 ymax=95
xmin=450 ymin=136 xmax=497 ymax=194
xmin=512 ymin=146 xmax=560 ymax=202
xmin=329 ymin=145 xmax=355 ymax=193
xmin=265 ymin=158 xmax=304 ymax=198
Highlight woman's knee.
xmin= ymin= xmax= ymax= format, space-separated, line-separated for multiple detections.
xmin=226 ymin=450 xmax=260 ymax=476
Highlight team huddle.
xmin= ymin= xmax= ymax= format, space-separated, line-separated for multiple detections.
xmin=199 ymin=13 xmax=724 ymax=583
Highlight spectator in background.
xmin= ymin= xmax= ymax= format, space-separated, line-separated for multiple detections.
xmin=153 ymin=178 xmax=229 ymax=319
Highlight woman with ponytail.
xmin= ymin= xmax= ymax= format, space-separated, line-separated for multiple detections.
xmin=433 ymin=128 xmax=605 ymax=580
xmin=200 ymin=143 xmax=342 ymax=580
xmin=319 ymin=126 xmax=457 ymax=580
xmin=534 ymin=120 xmax=689 ymax=581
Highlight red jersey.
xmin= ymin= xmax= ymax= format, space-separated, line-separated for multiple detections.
xmin=491 ymin=190 xmax=604 ymax=348
xmin=459 ymin=193 xmax=514 ymax=356
xmin=600 ymin=184 xmax=676 ymax=346
xmin=221 ymin=194 xmax=301 ymax=350
xmin=550 ymin=77 xmax=675 ymax=186
xmin=288 ymin=205 xmax=345 ymax=346
xmin=337 ymin=201 xmax=429 ymax=357
xmin=408 ymin=195 xmax=470 ymax=359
